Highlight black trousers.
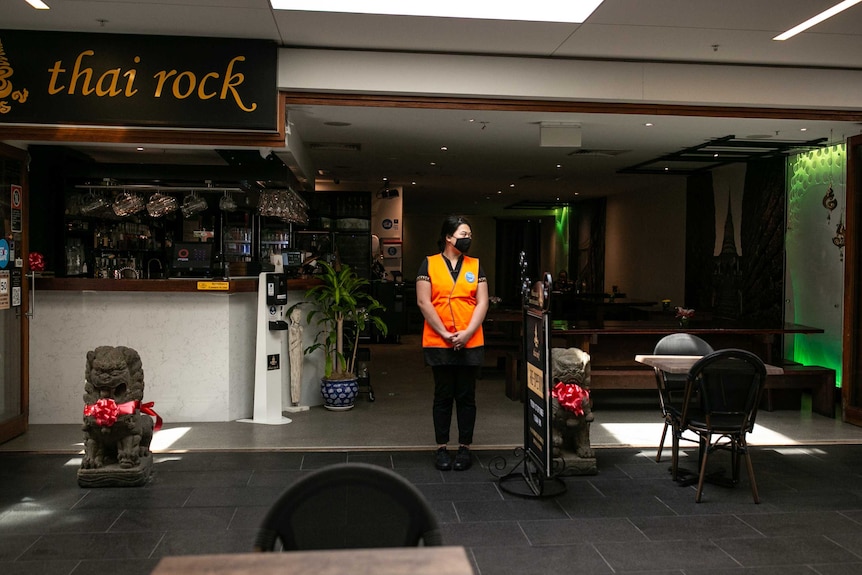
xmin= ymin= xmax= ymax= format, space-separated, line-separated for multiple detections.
xmin=432 ymin=365 xmax=478 ymax=445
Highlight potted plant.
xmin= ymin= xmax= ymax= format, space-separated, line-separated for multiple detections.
xmin=298 ymin=261 xmax=388 ymax=410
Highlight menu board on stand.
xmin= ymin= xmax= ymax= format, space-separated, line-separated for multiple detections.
xmin=494 ymin=252 xmax=566 ymax=498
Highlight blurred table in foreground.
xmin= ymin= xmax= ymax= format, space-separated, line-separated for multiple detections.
xmin=150 ymin=546 xmax=474 ymax=575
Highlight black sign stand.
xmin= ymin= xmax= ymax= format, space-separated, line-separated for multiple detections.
xmin=493 ymin=252 xmax=566 ymax=498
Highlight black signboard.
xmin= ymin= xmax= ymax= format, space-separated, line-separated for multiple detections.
xmin=0 ymin=30 xmax=278 ymax=131
xmin=523 ymin=278 xmax=553 ymax=479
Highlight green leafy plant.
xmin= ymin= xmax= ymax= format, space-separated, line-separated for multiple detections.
xmin=298 ymin=262 xmax=388 ymax=379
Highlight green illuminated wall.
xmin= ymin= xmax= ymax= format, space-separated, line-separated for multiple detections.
xmin=785 ymin=144 xmax=845 ymax=385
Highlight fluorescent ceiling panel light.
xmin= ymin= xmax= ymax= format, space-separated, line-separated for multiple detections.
xmin=774 ymin=0 xmax=862 ymax=40
xmin=25 ymin=0 xmax=50 ymax=8
xmin=270 ymin=0 xmax=604 ymax=23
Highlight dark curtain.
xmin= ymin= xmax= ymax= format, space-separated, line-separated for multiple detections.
xmin=571 ymin=198 xmax=606 ymax=293
xmin=495 ymin=218 xmax=542 ymax=307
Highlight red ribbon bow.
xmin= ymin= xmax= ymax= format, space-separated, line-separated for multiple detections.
xmin=83 ymin=399 xmax=163 ymax=431
xmin=552 ymin=382 xmax=590 ymax=416
xmin=28 ymin=252 xmax=45 ymax=272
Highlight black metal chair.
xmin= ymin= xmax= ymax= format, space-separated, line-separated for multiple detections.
xmin=652 ymin=333 xmax=714 ymax=466
xmin=679 ymin=349 xmax=767 ymax=503
xmin=254 ymin=462 xmax=442 ymax=551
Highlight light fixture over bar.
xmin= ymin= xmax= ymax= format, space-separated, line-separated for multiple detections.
xmin=774 ymin=0 xmax=862 ymax=40
xmin=270 ymin=0 xmax=605 ymax=23
xmin=25 ymin=0 xmax=50 ymax=9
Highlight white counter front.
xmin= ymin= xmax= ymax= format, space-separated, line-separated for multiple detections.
xmin=28 ymin=285 xmax=325 ymax=424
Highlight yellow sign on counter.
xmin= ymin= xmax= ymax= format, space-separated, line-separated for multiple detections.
xmin=197 ymin=281 xmax=230 ymax=291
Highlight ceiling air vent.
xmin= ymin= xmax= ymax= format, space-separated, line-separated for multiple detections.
xmin=307 ymin=142 xmax=362 ymax=152
xmin=567 ymin=149 xmax=629 ymax=157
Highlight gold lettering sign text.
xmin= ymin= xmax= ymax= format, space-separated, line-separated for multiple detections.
xmin=46 ymin=51 xmax=257 ymax=112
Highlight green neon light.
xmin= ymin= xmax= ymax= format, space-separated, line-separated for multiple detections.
xmin=786 ymin=144 xmax=845 ymax=386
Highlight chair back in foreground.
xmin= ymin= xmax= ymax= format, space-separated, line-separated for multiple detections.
xmin=681 ymin=349 xmax=767 ymax=503
xmin=254 ymin=462 xmax=442 ymax=551
xmin=652 ymin=333 xmax=714 ymax=464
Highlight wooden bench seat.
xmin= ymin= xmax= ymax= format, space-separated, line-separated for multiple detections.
xmin=588 ymin=365 xmax=836 ymax=418
xmin=482 ymin=339 xmax=521 ymax=400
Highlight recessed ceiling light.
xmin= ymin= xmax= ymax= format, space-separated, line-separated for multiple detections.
xmin=136 ymin=147 xmax=144 ymax=151
xmin=774 ymin=0 xmax=862 ymax=40
xmin=269 ymin=0 xmax=605 ymax=23
xmin=509 ymin=183 xmax=515 ymax=188
xmin=644 ymin=123 xmax=654 ymax=127
xmin=800 ymin=128 xmax=808 ymax=132
xmin=440 ymin=146 xmax=448 ymax=151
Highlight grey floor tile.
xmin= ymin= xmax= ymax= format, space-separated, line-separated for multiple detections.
xmin=556 ymin=491 xmax=678 ymax=518
xmin=150 ymin=528 xmax=258 ymax=557
xmin=683 ymin=566 xmax=819 ymax=575
xmin=71 ymin=558 xmax=161 ymax=575
xmin=74 ymin=487 xmax=193 ymax=509
xmin=245 ymin=468 xmax=308 ymax=488
xmin=17 ymin=532 xmax=164 ymax=561
xmin=737 ymin=511 xmax=862 ymax=537
xmin=0 ymin=560 xmax=79 ymax=575
xmin=471 ymin=543 xmax=612 ymax=575
xmin=109 ymin=507 xmax=236 ymax=532
xmin=148 ymin=469 xmax=254 ymax=488
xmin=416 ymin=481 xmax=503 ymax=502
xmin=454 ymin=498 xmax=568 ymax=522
xmin=713 ymin=535 xmax=861 ymax=567
xmin=520 ymin=517 xmax=647 ymax=545
xmin=630 ymin=514 xmax=761 ymax=541
xmin=442 ymin=521 xmax=530 ymax=547
xmin=809 ymin=563 xmax=862 ymax=575
xmin=228 ymin=506 xmax=268 ymax=530
xmin=300 ymin=451 xmax=348 ymax=469
xmin=0 ymin=533 xmax=40 ymax=561
xmin=823 ymin=531 xmax=862 ymax=558
xmin=183 ymin=485 xmax=282 ymax=507
xmin=595 ymin=539 xmax=740 ymax=571
xmin=0 ymin=509 xmax=122 ymax=535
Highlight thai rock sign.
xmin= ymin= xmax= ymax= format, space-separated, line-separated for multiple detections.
xmin=0 ymin=30 xmax=277 ymax=131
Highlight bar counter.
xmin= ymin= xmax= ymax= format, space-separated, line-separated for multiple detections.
xmin=33 ymin=276 xmax=322 ymax=293
xmin=28 ymin=275 xmax=326 ymax=424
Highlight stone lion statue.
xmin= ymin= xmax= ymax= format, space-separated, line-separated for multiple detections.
xmin=81 ymin=346 xmax=154 ymax=470
xmin=550 ymin=347 xmax=595 ymax=469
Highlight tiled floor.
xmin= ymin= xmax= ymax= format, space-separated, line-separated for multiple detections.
xmin=4 ymin=336 xmax=862 ymax=574
xmin=3 ymin=445 xmax=862 ymax=574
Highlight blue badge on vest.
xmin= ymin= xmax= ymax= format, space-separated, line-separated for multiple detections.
xmin=465 ymin=271 xmax=476 ymax=283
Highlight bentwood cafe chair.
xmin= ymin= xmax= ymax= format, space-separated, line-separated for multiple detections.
xmin=652 ymin=333 xmax=714 ymax=466
xmin=678 ymin=349 xmax=767 ymax=503
xmin=254 ymin=462 xmax=442 ymax=551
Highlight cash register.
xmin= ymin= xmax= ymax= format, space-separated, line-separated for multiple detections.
xmin=169 ymin=242 xmax=213 ymax=278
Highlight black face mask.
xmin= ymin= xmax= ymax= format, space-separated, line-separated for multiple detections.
xmin=454 ymin=237 xmax=472 ymax=254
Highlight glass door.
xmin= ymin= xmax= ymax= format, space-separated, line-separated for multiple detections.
xmin=0 ymin=143 xmax=28 ymax=444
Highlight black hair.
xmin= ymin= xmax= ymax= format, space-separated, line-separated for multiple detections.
xmin=437 ymin=215 xmax=471 ymax=251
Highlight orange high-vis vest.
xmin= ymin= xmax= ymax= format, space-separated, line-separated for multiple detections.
xmin=422 ymin=254 xmax=484 ymax=349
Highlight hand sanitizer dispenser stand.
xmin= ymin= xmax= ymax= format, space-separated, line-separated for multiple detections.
xmin=240 ymin=272 xmax=292 ymax=425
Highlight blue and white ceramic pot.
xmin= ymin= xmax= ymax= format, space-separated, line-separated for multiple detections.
xmin=321 ymin=376 xmax=359 ymax=411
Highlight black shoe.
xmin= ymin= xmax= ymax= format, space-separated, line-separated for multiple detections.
xmin=453 ymin=445 xmax=472 ymax=471
xmin=435 ymin=447 xmax=452 ymax=471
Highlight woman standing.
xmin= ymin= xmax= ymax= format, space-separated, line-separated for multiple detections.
xmin=416 ymin=216 xmax=489 ymax=471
